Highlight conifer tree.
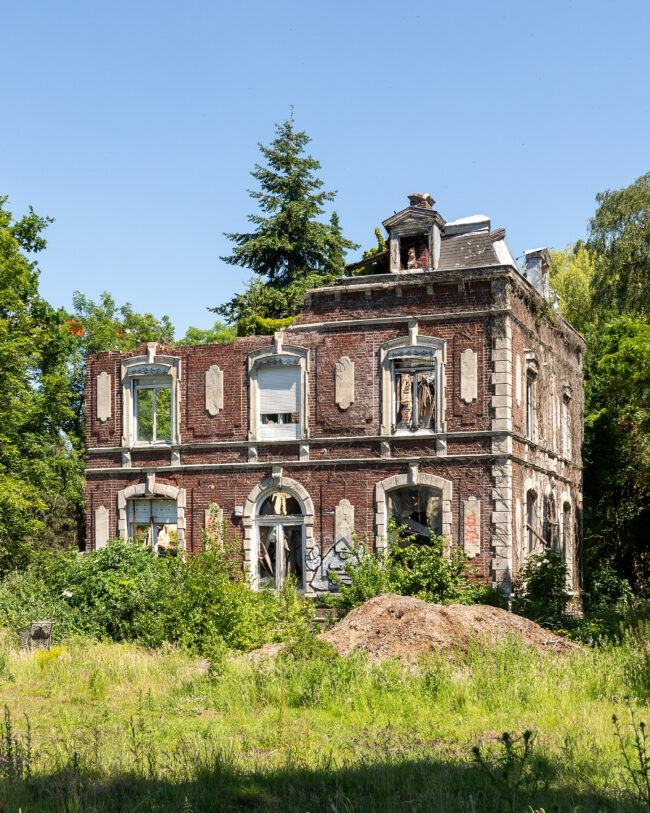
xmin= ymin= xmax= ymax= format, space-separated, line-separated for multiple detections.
xmin=215 ymin=116 xmax=357 ymax=329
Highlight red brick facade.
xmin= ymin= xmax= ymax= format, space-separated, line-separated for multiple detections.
xmin=85 ymin=196 xmax=585 ymax=597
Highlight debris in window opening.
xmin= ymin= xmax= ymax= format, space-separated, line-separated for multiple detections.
xmin=395 ymin=361 xmax=436 ymax=430
xmin=387 ymin=486 xmax=443 ymax=544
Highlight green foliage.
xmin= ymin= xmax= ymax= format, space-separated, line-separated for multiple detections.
xmin=278 ymin=627 xmax=340 ymax=664
xmin=612 ymin=698 xmax=650 ymax=809
xmin=0 ymin=197 xmax=81 ymax=573
xmin=549 ymin=243 xmax=597 ymax=334
xmin=325 ymin=522 xmax=485 ymax=616
xmin=175 ymin=319 xmax=237 ymax=345
xmin=472 ymin=731 xmax=551 ymax=813
xmin=0 ymin=531 xmax=312 ymax=654
xmin=236 ymin=313 xmax=297 ymax=337
xmin=352 ymin=227 xmax=388 ymax=275
xmin=588 ymin=171 xmax=650 ymax=318
xmin=215 ymin=115 xmax=358 ymax=326
xmin=513 ymin=549 xmax=568 ymax=623
xmin=583 ymin=317 xmax=650 ymax=590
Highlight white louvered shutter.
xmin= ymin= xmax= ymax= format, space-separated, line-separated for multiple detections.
xmin=259 ymin=365 xmax=300 ymax=439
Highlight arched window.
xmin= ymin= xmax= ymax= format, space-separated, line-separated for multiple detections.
xmin=256 ymin=490 xmax=305 ymax=590
xmin=127 ymin=498 xmax=178 ymax=555
xmin=386 ymin=485 xmax=443 ymax=546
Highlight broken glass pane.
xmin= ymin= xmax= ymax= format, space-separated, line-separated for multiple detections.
xmin=259 ymin=526 xmax=277 ymax=588
xmin=394 ymin=360 xmax=435 ymax=429
xmin=387 ymin=486 xmax=443 ymax=545
xmin=283 ymin=525 xmax=303 ymax=589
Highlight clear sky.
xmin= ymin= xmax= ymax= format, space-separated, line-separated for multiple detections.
xmin=3 ymin=0 xmax=649 ymax=337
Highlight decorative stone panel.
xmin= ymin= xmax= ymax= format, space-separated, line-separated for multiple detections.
xmin=335 ymin=357 xmax=354 ymax=410
xmin=205 ymin=365 xmax=224 ymax=416
xmin=463 ymin=497 xmax=481 ymax=558
xmin=96 ymin=372 xmax=111 ymax=423
xmin=460 ymin=349 xmax=477 ymax=403
xmin=94 ymin=505 xmax=109 ymax=550
xmin=335 ymin=498 xmax=354 ymax=545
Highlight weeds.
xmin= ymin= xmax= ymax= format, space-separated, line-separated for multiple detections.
xmin=612 ymin=698 xmax=650 ymax=809
xmin=472 ymin=731 xmax=551 ymax=813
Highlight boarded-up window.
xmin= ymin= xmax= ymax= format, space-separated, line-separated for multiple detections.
xmin=259 ymin=365 xmax=300 ymax=439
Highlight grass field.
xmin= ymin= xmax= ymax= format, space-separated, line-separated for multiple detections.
xmin=1 ymin=626 xmax=649 ymax=812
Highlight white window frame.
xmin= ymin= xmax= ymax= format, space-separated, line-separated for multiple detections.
xmin=247 ymin=341 xmax=309 ymax=442
xmin=380 ymin=334 xmax=446 ymax=436
xmin=127 ymin=497 xmax=178 ymax=553
xmin=254 ymin=487 xmax=306 ymax=591
xmin=132 ymin=376 xmax=173 ymax=445
xmin=121 ymin=347 xmax=181 ymax=447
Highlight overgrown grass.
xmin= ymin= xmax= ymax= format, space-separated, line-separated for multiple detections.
xmin=1 ymin=626 xmax=649 ymax=811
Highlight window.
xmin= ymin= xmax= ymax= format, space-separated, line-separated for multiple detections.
xmin=387 ymin=485 xmax=442 ymax=545
xmin=133 ymin=377 xmax=172 ymax=444
xmin=256 ymin=491 xmax=305 ymax=589
xmin=562 ymin=502 xmax=571 ymax=562
xmin=120 ymin=348 xmax=181 ymax=448
xmin=526 ymin=490 xmax=537 ymax=553
xmin=393 ymin=358 xmax=436 ymax=431
xmin=258 ymin=364 xmax=300 ymax=440
xmin=525 ymin=372 xmax=535 ymax=440
xmin=128 ymin=498 xmax=178 ymax=555
xmin=544 ymin=493 xmax=558 ymax=550
xmin=562 ymin=393 xmax=572 ymax=460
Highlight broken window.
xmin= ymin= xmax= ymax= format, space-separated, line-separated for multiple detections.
xmin=544 ymin=493 xmax=559 ymax=551
xmin=128 ymin=498 xmax=178 ymax=555
xmin=561 ymin=394 xmax=572 ymax=460
xmin=387 ymin=486 xmax=442 ymax=546
xmin=399 ymin=233 xmax=429 ymax=270
xmin=133 ymin=378 xmax=172 ymax=444
xmin=256 ymin=491 xmax=304 ymax=589
xmin=526 ymin=490 xmax=537 ymax=553
xmin=393 ymin=358 xmax=436 ymax=431
xmin=562 ymin=502 xmax=571 ymax=563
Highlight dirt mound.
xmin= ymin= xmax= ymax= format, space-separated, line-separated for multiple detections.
xmin=319 ymin=594 xmax=578 ymax=660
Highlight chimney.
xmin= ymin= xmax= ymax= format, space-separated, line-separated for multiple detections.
xmin=408 ymin=193 xmax=435 ymax=210
xmin=524 ymin=247 xmax=552 ymax=300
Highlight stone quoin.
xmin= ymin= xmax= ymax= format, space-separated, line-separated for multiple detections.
xmin=84 ymin=193 xmax=585 ymax=598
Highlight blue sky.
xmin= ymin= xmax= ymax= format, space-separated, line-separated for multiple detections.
xmin=3 ymin=0 xmax=649 ymax=336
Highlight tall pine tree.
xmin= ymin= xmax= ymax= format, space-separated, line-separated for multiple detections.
xmin=215 ymin=116 xmax=357 ymax=332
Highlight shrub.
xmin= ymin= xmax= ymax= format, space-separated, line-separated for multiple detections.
xmin=325 ymin=521 xmax=487 ymax=616
xmin=512 ymin=549 xmax=568 ymax=623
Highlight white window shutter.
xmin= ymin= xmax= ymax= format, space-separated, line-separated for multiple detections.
xmin=259 ymin=366 xmax=299 ymax=414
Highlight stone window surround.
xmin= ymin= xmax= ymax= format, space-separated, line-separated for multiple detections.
xmin=380 ymin=326 xmax=446 ymax=436
xmin=524 ymin=352 xmax=538 ymax=442
xmin=241 ymin=473 xmax=315 ymax=594
xmin=121 ymin=344 xmax=182 ymax=448
xmin=116 ymin=476 xmax=186 ymax=551
xmin=247 ymin=337 xmax=310 ymax=441
xmin=374 ymin=466 xmax=452 ymax=551
xmin=388 ymin=222 xmax=441 ymax=273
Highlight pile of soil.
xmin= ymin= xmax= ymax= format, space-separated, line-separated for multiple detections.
xmin=318 ymin=594 xmax=578 ymax=660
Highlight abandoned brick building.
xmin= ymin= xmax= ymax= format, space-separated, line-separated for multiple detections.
xmin=84 ymin=192 xmax=585 ymax=596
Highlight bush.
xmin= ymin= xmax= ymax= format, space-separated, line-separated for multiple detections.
xmin=586 ymin=563 xmax=633 ymax=609
xmin=512 ymin=549 xmax=568 ymax=623
xmin=0 ymin=532 xmax=314 ymax=654
xmin=325 ymin=521 xmax=493 ymax=616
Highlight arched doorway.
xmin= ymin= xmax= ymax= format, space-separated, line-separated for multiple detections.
xmin=255 ymin=489 xmax=305 ymax=589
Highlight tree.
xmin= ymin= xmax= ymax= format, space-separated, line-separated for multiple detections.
xmin=587 ymin=172 xmax=650 ymax=318
xmin=582 ymin=317 xmax=650 ymax=591
xmin=214 ymin=116 xmax=358 ymax=328
xmin=549 ymin=243 xmax=597 ymax=334
xmin=0 ymin=197 xmax=80 ymax=573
